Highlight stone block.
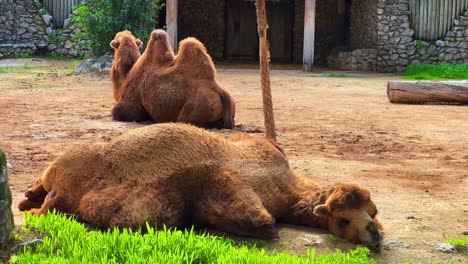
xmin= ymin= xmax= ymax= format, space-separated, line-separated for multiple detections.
xmin=0 ymin=150 xmax=14 ymax=248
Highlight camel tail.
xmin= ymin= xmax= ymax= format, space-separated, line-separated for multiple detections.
xmin=220 ymin=92 xmax=235 ymax=129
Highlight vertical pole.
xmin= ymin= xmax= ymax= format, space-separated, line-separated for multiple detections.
xmin=256 ymin=0 xmax=276 ymax=141
xmin=166 ymin=0 xmax=178 ymax=53
xmin=303 ymin=0 xmax=316 ymax=72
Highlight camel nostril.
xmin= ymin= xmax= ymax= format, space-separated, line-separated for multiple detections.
xmin=366 ymin=222 xmax=378 ymax=233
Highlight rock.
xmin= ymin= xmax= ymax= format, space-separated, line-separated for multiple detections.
xmin=11 ymin=239 xmax=44 ymax=253
xmin=303 ymin=234 xmax=323 ymax=247
xmin=0 ymin=150 xmax=14 ymax=248
xmin=75 ymin=53 xmax=114 ymax=74
xmin=437 ymin=243 xmax=457 ymax=253
xmin=397 ymin=4 xmax=409 ymax=11
xmin=462 ymin=230 xmax=468 ymax=235
xmin=64 ymin=40 xmax=73 ymax=49
xmin=435 ymin=40 xmax=446 ymax=47
xmin=400 ymin=36 xmax=413 ymax=44
xmin=446 ymin=31 xmax=456 ymax=37
xmin=427 ymin=46 xmax=438 ymax=56
xmin=383 ymin=240 xmax=410 ymax=250
xmin=46 ymin=27 xmax=53 ymax=34
xmin=48 ymin=44 xmax=57 ymax=51
xmin=42 ymin=14 xmax=52 ymax=25
xmin=63 ymin=18 xmax=71 ymax=28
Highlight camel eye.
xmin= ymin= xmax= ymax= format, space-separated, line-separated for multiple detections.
xmin=338 ymin=218 xmax=350 ymax=227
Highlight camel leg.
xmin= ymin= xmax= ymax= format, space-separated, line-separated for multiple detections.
xmin=112 ymin=102 xmax=151 ymax=122
xmin=193 ymin=171 xmax=279 ymax=240
xmin=27 ymin=189 xmax=66 ymax=215
xmin=18 ymin=179 xmax=48 ymax=211
xmin=78 ymin=184 xmax=185 ymax=229
xmin=177 ymin=89 xmax=221 ymax=128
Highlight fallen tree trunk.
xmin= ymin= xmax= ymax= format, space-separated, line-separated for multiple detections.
xmin=387 ymin=81 xmax=468 ymax=104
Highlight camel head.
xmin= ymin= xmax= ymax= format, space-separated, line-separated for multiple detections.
xmin=110 ymin=30 xmax=143 ymax=52
xmin=313 ymin=184 xmax=384 ymax=252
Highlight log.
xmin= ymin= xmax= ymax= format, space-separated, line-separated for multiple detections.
xmin=387 ymin=81 xmax=468 ymax=104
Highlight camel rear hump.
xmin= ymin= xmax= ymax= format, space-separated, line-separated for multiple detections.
xmin=176 ymin=38 xmax=216 ymax=80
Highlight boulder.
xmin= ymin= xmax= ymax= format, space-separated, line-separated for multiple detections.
xmin=0 ymin=149 xmax=14 ymax=249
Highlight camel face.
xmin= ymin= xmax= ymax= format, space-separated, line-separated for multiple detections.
xmin=110 ymin=30 xmax=143 ymax=50
xmin=313 ymin=184 xmax=383 ymax=252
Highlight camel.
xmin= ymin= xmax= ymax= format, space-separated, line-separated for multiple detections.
xmin=19 ymin=123 xmax=384 ymax=252
xmin=110 ymin=30 xmax=236 ymax=128
xmin=109 ymin=30 xmax=143 ymax=102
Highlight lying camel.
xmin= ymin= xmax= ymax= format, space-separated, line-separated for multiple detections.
xmin=19 ymin=123 xmax=383 ymax=252
xmin=110 ymin=30 xmax=236 ymax=128
xmin=109 ymin=30 xmax=143 ymax=102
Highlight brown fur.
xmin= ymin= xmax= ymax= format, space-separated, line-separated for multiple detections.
xmin=110 ymin=29 xmax=236 ymax=128
xmin=109 ymin=30 xmax=143 ymax=102
xmin=19 ymin=123 xmax=383 ymax=250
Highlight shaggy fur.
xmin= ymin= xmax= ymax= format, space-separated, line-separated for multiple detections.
xmin=110 ymin=30 xmax=236 ymax=128
xmin=19 ymin=123 xmax=383 ymax=251
xmin=109 ymin=30 xmax=143 ymax=102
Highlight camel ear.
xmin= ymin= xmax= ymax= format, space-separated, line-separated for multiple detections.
xmin=313 ymin=204 xmax=329 ymax=217
xmin=110 ymin=40 xmax=120 ymax=49
xmin=136 ymin=39 xmax=143 ymax=49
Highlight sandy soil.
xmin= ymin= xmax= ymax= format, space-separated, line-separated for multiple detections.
xmin=0 ymin=59 xmax=467 ymax=263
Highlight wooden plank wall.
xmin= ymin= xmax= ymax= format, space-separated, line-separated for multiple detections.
xmin=42 ymin=0 xmax=80 ymax=28
xmin=410 ymin=0 xmax=468 ymax=40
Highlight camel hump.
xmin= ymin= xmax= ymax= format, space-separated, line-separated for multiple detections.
xmin=142 ymin=29 xmax=175 ymax=66
xmin=150 ymin=29 xmax=169 ymax=41
xmin=176 ymin=37 xmax=216 ymax=80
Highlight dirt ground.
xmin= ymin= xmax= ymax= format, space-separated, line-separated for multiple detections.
xmin=0 ymin=59 xmax=467 ymax=263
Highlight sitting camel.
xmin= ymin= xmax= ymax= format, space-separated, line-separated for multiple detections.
xmin=19 ymin=123 xmax=384 ymax=252
xmin=110 ymin=30 xmax=236 ymax=128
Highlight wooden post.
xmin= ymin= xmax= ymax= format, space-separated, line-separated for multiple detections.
xmin=166 ymin=0 xmax=178 ymax=53
xmin=256 ymin=0 xmax=276 ymax=140
xmin=303 ymin=0 xmax=316 ymax=72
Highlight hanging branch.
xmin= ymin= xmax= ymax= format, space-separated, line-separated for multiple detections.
xmin=256 ymin=0 xmax=276 ymax=141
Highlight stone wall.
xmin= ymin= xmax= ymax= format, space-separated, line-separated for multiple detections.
xmin=178 ymin=0 xmax=225 ymax=59
xmin=0 ymin=0 xmax=90 ymax=59
xmin=374 ymin=0 xmax=468 ymax=72
xmin=331 ymin=0 xmax=468 ymax=72
xmin=350 ymin=0 xmax=378 ymax=49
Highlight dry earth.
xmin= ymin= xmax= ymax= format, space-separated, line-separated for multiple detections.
xmin=0 ymin=59 xmax=467 ymax=263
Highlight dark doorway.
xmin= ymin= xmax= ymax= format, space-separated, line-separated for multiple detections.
xmin=225 ymin=0 xmax=294 ymax=62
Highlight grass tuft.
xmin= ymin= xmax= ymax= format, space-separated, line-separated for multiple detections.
xmin=445 ymin=235 xmax=468 ymax=250
xmin=11 ymin=212 xmax=377 ymax=263
xmin=401 ymin=63 xmax=468 ymax=80
xmin=327 ymin=72 xmax=349 ymax=78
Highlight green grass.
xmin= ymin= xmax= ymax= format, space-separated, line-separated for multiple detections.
xmin=0 ymin=64 xmax=38 ymax=73
xmin=445 ymin=235 xmax=468 ymax=250
xmin=327 ymin=72 xmax=349 ymax=78
xmin=401 ymin=63 xmax=468 ymax=80
xmin=11 ymin=212 xmax=376 ymax=264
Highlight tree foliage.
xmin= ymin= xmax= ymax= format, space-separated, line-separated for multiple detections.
xmin=72 ymin=0 xmax=163 ymax=54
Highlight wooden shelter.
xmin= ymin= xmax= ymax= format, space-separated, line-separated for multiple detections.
xmin=166 ymin=0 xmax=317 ymax=71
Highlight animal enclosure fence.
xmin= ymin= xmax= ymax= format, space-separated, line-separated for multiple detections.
xmin=409 ymin=0 xmax=468 ymax=40
xmin=41 ymin=0 xmax=80 ymax=28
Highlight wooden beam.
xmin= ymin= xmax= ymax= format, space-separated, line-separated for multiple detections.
xmin=303 ymin=0 xmax=316 ymax=72
xmin=166 ymin=0 xmax=178 ymax=53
